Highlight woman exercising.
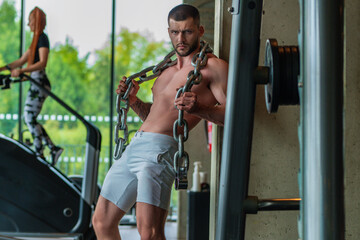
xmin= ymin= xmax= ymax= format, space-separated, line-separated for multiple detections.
xmin=0 ymin=7 xmax=63 ymax=165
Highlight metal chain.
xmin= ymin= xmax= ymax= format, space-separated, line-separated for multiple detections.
xmin=113 ymin=40 xmax=213 ymax=191
xmin=113 ymin=50 xmax=177 ymax=160
xmin=173 ymin=41 xmax=212 ymax=189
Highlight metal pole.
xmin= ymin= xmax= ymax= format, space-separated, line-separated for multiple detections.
xmin=257 ymin=198 xmax=300 ymax=211
xmin=18 ymin=0 xmax=25 ymax=141
xmin=302 ymin=0 xmax=344 ymax=239
xmin=109 ymin=0 xmax=116 ymax=167
xmin=216 ymin=0 xmax=263 ymax=239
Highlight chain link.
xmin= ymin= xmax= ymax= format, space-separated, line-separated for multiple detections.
xmin=172 ymin=41 xmax=212 ymax=189
xmin=113 ymin=41 xmax=213 ymax=190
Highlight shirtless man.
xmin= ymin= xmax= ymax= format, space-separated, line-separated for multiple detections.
xmin=92 ymin=4 xmax=228 ymax=240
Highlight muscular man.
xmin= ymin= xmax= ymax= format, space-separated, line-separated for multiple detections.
xmin=92 ymin=4 xmax=228 ymax=239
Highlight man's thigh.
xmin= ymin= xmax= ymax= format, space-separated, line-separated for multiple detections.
xmin=94 ymin=195 xmax=126 ymax=223
xmin=136 ymin=202 xmax=168 ymax=229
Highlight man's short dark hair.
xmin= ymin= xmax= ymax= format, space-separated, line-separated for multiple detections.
xmin=168 ymin=4 xmax=200 ymax=27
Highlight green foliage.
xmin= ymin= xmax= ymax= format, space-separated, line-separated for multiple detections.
xmin=0 ymin=0 xmax=32 ymax=136
xmin=44 ymin=38 xmax=90 ymax=116
xmin=0 ymin=0 xmax=19 ymax=135
xmin=0 ymin=0 xmax=18 ymax=63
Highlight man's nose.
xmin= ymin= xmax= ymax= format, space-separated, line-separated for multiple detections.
xmin=178 ymin=32 xmax=185 ymax=42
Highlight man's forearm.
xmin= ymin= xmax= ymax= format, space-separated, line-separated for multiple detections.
xmin=193 ymin=104 xmax=225 ymax=126
xmin=130 ymin=97 xmax=152 ymax=121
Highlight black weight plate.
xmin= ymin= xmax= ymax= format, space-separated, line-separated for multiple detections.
xmin=291 ymin=46 xmax=300 ymax=104
xmin=264 ymin=39 xmax=280 ymax=113
xmin=282 ymin=46 xmax=293 ymax=104
xmin=277 ymin=46 xmax=285 ymax=104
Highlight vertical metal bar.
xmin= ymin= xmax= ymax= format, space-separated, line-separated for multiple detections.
xmin=216 ymin=0 xmax=263 ymax=239
xmin=302 ymin=0 xmax=344 ymax=239
xmin=109 ymin=0 xmax=116 ymax=167
xmin=210 ymin=1 xmax=226 ymax=238
xmin=18 ymin=0 xmax=25 ymax=141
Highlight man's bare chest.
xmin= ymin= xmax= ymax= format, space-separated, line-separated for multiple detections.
xmin=152 ymin=67 xmax=208 ymax=95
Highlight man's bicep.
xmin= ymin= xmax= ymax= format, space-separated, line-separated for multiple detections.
xmin=211 ymin=60 xmax=228 ymax=105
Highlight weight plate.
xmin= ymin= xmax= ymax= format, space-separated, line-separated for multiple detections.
xmin=283 ymin=46 xmax=293 ymax=104
xmin=291 ymin=46 xmax=300 ymax=105
xmin=264 ymin=39 xmax=280 ymax=113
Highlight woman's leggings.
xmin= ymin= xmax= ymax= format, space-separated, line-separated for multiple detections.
xmin=24 ymin=71 xmax=54 ymax=155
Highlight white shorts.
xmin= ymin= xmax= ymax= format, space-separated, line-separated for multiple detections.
xmin=100 ymin=131 xmax=177 ymax=211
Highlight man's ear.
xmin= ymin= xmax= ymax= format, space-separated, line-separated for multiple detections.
xmin=199 ymin=25 xmax=205 ymax=37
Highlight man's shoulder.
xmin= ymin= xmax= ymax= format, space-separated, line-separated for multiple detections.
xmin=206 ymin=52 xmax=226 ymax=62
xmin=206 ymin=54 xmax=228 ymax=70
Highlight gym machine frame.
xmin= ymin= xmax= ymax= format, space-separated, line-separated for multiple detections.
xmin=0 ymin=74 xmax=101 ymax=238
xmin=216 ymin=0 xmax=344 ymax=239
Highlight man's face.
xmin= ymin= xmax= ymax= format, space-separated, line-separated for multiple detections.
xmin=168 ymin=17 xmax=204 ymax=57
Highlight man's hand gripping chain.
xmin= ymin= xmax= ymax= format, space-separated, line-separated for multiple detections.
xmin=113 ymin=41 xmax=213 ymax=190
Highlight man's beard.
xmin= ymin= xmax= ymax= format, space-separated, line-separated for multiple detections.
xmin=173 ymin=39 xmax=199 ymax=57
